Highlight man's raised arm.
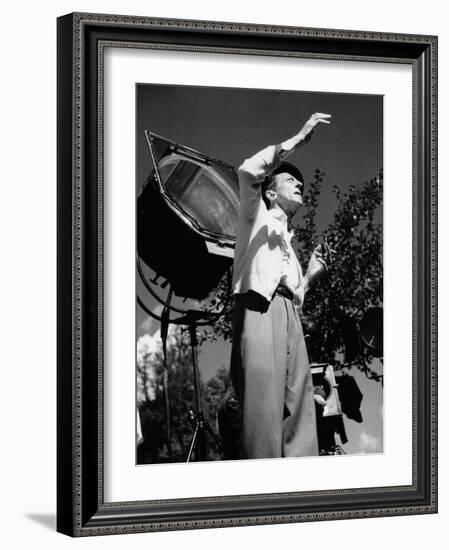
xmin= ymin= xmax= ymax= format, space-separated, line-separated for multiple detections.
xmin=237 ymin=113 xmax=331 ymax=218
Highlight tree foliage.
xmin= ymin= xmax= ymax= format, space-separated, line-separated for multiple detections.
xmin=295 ymin=169 xmax=383 ymax=381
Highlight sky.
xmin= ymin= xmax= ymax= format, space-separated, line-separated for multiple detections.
xmin=136 ymin=83 xmax=383 ymax=456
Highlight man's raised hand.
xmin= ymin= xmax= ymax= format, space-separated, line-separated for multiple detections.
xmin=299 ymin=112 xmax=332 ymax=143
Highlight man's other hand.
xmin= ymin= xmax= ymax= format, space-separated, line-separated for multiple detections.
xmin=305 ymin=243 xmax=333 ymax=288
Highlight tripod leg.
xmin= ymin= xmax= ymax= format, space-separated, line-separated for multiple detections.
xmin=186 ymin=423 xmax=200 ymax=463
xmin=202 ymin=421 xmax=222 ymax=449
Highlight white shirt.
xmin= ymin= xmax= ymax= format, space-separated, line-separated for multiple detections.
xmin=232 ymin=144 xmax=305 ymax=307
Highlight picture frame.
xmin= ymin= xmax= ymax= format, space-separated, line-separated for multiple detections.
xmin=57 ymin=12 xmax=437 ymax=536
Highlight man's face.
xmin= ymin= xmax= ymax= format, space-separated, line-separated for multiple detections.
xmin=271 ymin=172 xmax=304 ymax=212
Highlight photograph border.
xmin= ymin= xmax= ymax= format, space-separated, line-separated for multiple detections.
xmin=57 ymin=12 xmax=437 ymax=536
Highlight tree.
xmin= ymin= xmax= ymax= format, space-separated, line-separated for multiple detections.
xmin=296 ymin=169 xmax=383 ymax=381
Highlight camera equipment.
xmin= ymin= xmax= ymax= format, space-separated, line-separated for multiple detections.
xmin=359 ymin=307 xmax=383 ymax=356
xmin=311 ymin=363 xmax=348 ymax=455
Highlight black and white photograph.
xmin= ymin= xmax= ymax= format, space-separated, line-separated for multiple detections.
xmin=135 ymin=83 xmax=384 ymax=464
xmin=1 ymin=0 xmax=442 ymax=545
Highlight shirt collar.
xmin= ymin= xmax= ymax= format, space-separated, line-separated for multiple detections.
xmin=268 ymin=207 xmax=296 ymax=242
xmin=268 ymin=207 xmax=288 ymax=225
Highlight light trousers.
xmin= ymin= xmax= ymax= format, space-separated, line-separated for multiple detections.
xmin=230 ymin=291 xmax=318 ymax=459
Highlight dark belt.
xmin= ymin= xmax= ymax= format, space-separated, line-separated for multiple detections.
xmin=274 ymin=284 xmax=294 ymax=301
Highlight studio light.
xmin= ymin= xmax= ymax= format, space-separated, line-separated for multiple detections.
xmin=137 ymin=132 xmax=239 ymax=299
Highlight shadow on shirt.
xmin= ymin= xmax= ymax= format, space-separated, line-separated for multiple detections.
xmin=235 ymin=220 xmax=287 ymax=292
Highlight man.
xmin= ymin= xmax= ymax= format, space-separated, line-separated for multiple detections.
xmin=230 ymin=112 xmax=331 ymax=459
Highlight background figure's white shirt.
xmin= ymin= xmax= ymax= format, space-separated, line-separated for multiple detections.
xmin=232 ymin=145 xmax=305 ymax=306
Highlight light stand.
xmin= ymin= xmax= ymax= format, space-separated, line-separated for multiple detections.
xmin=180 ymin=312 xmax=223 ymax=462
xmin=137 ymin=260 xmax=232 ymax=463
